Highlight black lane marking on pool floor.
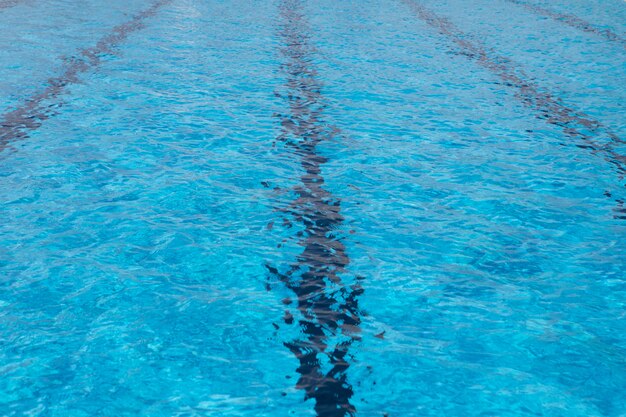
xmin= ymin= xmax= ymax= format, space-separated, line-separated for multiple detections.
xmin=402 ymin=0 xmax=626 ymax=219
xmin=0 ymin=0 xmax=24 ymax=10
xmin=503 ymin=0 xmax=626 ymax=47
xmin=266 ymin=1 xmax=363 ymax=416
xmin=0 ymin=0 xmax=171 ymax=151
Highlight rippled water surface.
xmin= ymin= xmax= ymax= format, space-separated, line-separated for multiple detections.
xmin=1 ymin=0 xmax=625 ymax=416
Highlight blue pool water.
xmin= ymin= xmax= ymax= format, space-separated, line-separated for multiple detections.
xmin=1 ymin=0 xmax=625 ymax=415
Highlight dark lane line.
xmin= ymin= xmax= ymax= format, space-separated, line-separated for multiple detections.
xmin=402 ymin=0 xmax=626 ymax=219
xmin=266 ymin=1 xmax=363 ymax=416
xmin=503 ymin=0 xmax=626 ymax=46
xmin=0 ymin=0 xmax=172 ymax=151
xmin=0 ymin=0 xmax=24 ymax=10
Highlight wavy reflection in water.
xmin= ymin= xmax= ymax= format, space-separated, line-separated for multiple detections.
xmin=266 ymin=1 xmax=362 ymax=416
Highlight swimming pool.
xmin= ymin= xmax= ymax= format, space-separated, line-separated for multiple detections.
xmin=0 ymin=0 xmax=625 ymax=415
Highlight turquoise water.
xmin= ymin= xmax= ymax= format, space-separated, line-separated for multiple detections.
xmin=1 ymin=0 xmax=625 ymax=415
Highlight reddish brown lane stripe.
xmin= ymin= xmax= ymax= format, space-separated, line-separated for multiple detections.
xmin=402 ymin=0 xmax=626 ymax=185
xmin=504 ymin=0 xmax=626 ymax=46
xmin=0 ymin=0 xmax=171 ymax=151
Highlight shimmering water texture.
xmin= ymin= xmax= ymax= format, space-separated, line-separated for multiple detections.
xmin=0 ymin=0 xmax=625 ymax=416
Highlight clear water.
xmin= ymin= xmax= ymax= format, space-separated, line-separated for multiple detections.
xmin=1 ymin=0 xmax=625 ymax=416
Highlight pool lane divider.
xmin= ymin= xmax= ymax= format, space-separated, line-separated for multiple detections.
xmin=0 ymin=0 xmax=172 ymax=151
xmin=0 ymin=0 xmax=24 ymax=10
xmin=503 ymin=0 xmax=626 ymax=47
xmin=266 ymin=0 xmax=364 ymax=415
xmin=402 ymin=0 xmax=626 ymax=218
